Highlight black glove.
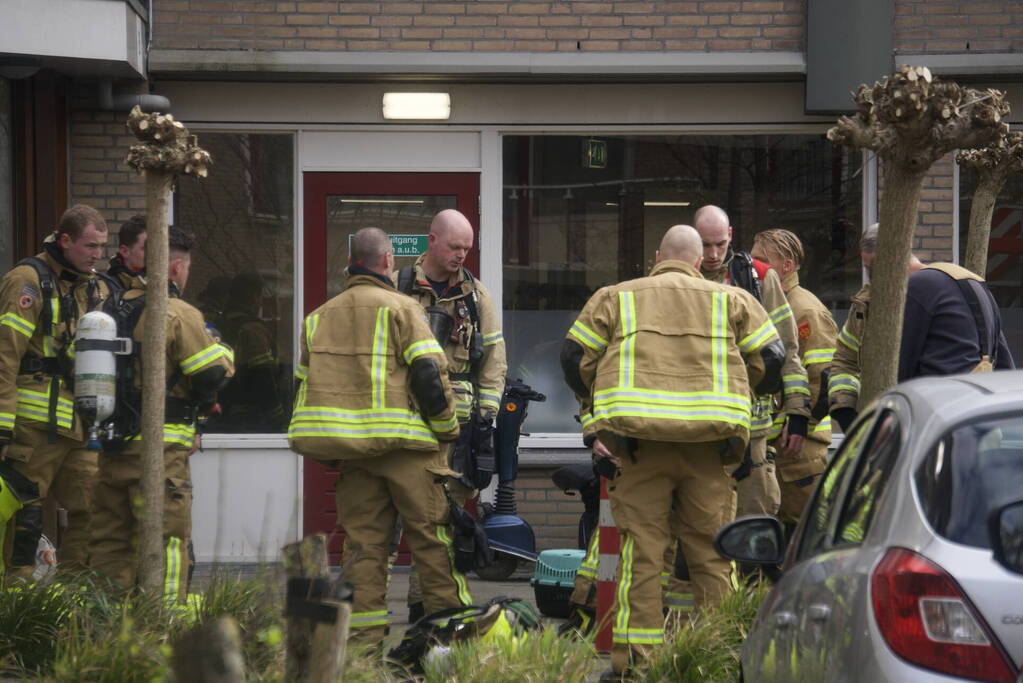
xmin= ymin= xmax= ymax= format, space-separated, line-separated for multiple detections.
xmin=731 ymin=446 xmax=754 ymax=482
xmin=832 ymin=407 xmax=857 ymax=434
xmin=593 ymin=455 xmax=618 ymax=480
xmin=786 ymin=415 xmax=808 ymax=439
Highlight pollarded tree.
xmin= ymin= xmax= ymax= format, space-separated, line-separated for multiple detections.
xmin=125 ymin=106 xmax=211 ymax=595
xmin=957 ymin=131 xmax=1023 ymax=278
xmin=827 ymin=65 xmax=1009 ymax=406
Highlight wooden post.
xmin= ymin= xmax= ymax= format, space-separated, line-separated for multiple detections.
xmin=125 ymin=106 xmax=212 ymax=595
xmin=172 ymin=617 xmax=247 ymax=683
xmin=827 ymin=66 xmax=1008 ymax=405
xmin=282 ymin=534 xmax=353 ymax=682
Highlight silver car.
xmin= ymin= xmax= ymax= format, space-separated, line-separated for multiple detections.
xmin=716 ymin=372 xmax=1023 ymax=682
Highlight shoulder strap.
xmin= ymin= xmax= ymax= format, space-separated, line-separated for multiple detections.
xmin=17 ymin=257 xmax=56 ymax=332
xmin=397 ymin=266 xmax=416 ymax=295
xmin=460 ymin=268 xmax=480 ymax=331
xmin=956 ymin=279 xmax=998 ymax=362
xmin=728 ymin=252 xmax=763 ymax=303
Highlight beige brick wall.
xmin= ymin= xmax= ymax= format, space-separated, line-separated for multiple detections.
xmin=152 ymin=0 xmax=805 ymax=52
xmin=514 ymin=467 xmax=588 ymax=552
xmin=69 ymin=85 xmax=146 ymax=231
xmin=894 ymin=0 xmax=1023 ymax=53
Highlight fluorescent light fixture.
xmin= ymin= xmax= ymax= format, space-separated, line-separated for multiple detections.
xmin=382 ymin=92 xmax=451 ymax=120
xmin=644 ymin=201 xmax=691 ymax=207
xmin=605 ymin=202 xmax=619 ymax=207
xmin=340 ymin=199 xmax=425 ymax=204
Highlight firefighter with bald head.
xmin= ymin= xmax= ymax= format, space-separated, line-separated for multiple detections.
xmin=694 ymin=205 xmax=810 ymax=518
xmin=289 ymin=227 xmax=473 ymax=643
xmin=562 ymin=224 xmax=784 ymax=679
xmin=394 ymin=209 xmax=506 ymax=621
xmin=0 ymin=204 xmax=114 ymax=578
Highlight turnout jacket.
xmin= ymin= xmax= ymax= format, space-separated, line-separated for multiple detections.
xmin=289 ymin=269 xmax=460 ymax=461
xmin=702 ymin=251 xmax=811 ymax=437
xmin=828 ymin=284 xmax=869 ymax=414
xmin=562 ymin=260 xmax=784 ymax=450
xmin=397 ymin=255 xmax=507 ymax=420
xmin=120 ymin=281 xmax=235 ymax=454
xmin=769 ymin=271 xmax=838 ymax=446
xmin=0 ymin=242 xmax=113 ymax=444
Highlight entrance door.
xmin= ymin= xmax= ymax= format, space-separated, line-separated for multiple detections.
xmin=301 ymin=172 xmax=480 ymax=563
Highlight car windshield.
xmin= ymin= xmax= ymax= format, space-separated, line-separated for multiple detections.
xmin=916 ymin=414 xmax=1023 ymax=549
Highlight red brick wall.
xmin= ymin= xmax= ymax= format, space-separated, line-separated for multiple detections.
xmin=877 ymin=153 xmax=956 ymax=263
xmin=152 ymin=0 xmax=805 ymax=52
xmin=894 ymin=0 xmax=1023 ymax=54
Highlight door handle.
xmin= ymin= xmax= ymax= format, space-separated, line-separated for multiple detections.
xmin=774 ymin=611 xmax=797 ymax=628
xmin=808 ymin=604 xmax=832 ymax=622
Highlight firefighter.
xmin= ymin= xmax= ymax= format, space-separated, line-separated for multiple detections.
xmin=694 ymin=205 xmax=810 ymax=518
xmin=0 ymin=205 xmax=113 ymax=578
xmin=90 ymin=227 xmax=234 ymax=603
xmin=751 ymin=229 xmax=838 ymax=529
xmin=829 ymin=223 xmax=1012 ymax=431
xmin=561 ymin=225 xmax=784 ymax=678
xmin=289 ymin=227 xmax=471 ymax=644
xmin=394 ymin=209 xmax=507 ymax=622
xmin=106 ymin=214 xmax=147 ymax=291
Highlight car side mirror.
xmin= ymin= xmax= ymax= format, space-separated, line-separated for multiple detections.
xmin=990 ymin=499 xmax=1023 ymax=576
xmin=714 ymin=515 xmax=786 ymax=566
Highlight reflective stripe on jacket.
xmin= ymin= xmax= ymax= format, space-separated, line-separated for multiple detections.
xmin=566 ymin=260 xmax=780 ymax=447
xmin=289 ymin=272 xmax=459 ymax=460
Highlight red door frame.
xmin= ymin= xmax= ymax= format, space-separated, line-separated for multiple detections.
xmin=301 ymin=171 xmax=480 ymax=563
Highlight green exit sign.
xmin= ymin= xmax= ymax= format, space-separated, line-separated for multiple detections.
xmin=390 ymin=234 xmax=428 ymax=257
xmin=348 ymin=233 xmax=429 ymax=259
xmin=585 ymin=138 xmax=607 ymax=169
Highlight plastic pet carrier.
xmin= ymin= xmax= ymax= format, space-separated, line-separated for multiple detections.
xmin=529 ymin=548 xmax=585 ymax=618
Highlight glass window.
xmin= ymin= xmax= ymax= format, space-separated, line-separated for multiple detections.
xmin=173 ymin=132 xmax=295 ymax=434
xmin=958 ymin=169 xmax=1023 ymax=362
xmin=797 ymin=410 xmax=875 ymax=561
xmin=503 ymin=134 xmax=863 ymax=433
xmin=835 ymin=411 xmax=901 ymax=546
xmin=916 ymin=413 xmax=1023 ymax=550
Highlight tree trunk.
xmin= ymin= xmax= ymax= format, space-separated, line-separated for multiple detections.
xmin=172 ymin=617 xmax=247 ymax=683
xmin=139 ymin=171 xmax=172 ymax=595
xmin=964 ymin=175 xmax=1002 ymax=278
xmin=857 ymin=166 xmax=927 ymax=407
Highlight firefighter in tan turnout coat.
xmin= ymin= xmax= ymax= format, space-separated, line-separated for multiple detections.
xmin=752 ymin=229 xmax=838 ymax=527
xmin=0 ymin=205 xmax=114 ymax=578
xmin=289 ymin=227 xmax=472 ymax=643
xmin=91 ymin=227 xmax=234 ymax=603
xmin=561 ymin=225 xmax=785 ymax=677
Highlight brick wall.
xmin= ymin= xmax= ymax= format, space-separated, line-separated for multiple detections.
xmin=514 ymin=467 xmax=587 ymax=552
xmin=894 ymin=0 xmax=1023 ymax=54
xmin=152 ymin=0 xmax=805 ymax=52
xmin=69 ymin=85 xmax=146 ymax=233
xmin=877 ymin=153 xmax=957 ymax=262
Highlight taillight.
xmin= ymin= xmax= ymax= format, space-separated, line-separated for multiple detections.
xmin=871 ymin=547 xmax=1017 ymax=682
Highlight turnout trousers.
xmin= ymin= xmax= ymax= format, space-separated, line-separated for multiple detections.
xmin=2 ymin=423 xmax=95 ymax=579
xmin=734 ymin=435 xmax=780 ymax=518
xmin=609 ymin=439 xmax=736 ymax=674
xmin=338 ymin=448 xmax=472 ymax=643
xmin=773 ymin=437 xmax=828 ymax=526
xmin=90 ymin=447 xmax=193 ymax=603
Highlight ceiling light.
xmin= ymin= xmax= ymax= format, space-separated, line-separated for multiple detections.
xmin=340 ymin=199 xmax=424 ymax=204
xmin=382 ymin=93 xmax=451 ymax=120
xmin=643 ymin=201 xmax=691 ymax=207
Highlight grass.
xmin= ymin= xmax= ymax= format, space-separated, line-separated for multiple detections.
xmin=0 ymin=571 xmax=766 ymax=682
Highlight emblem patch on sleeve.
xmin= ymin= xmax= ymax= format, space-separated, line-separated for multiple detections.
xmin=798 ymin=322 xmax=811 ymax=342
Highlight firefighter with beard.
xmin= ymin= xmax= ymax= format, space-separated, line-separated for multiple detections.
xmin=393 ymin=209 xmax=507 ymax=622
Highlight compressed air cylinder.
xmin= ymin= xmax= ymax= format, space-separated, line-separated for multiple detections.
xmin=74 ymin=311 xmax=120 ymax=449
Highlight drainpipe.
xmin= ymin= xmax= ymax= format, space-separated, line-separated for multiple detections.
xmin=97 ymin=79 xmax=171 ymax=113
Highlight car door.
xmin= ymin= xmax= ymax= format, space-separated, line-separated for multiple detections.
xmin=743 ymin=409 xmax=878 ymax=681
xmin=793 ymin=408 xmax=903 ymax=681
